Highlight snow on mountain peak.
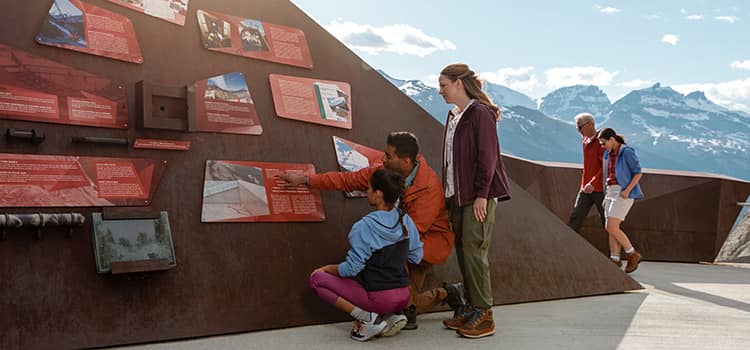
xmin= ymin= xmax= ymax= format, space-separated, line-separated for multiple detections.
xmin=539 ymin=85 xmax=611 ymax=121
xmin=377 ymin=69 xmax=750 ymax=180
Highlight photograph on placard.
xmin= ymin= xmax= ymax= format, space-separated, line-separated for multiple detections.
xmin=38 ymin=0 xmax=86 ymax=48
xmin=37 ymin=0 xmax=143 ymax=63
xmin=205 ymin=72 xmax=253 ymax=104
xmin=334 ymin=137 xmax=371 ymax=172
xmin=197 ymin=10 xmax=232 ymax=48
xmin=108 ymin=0 xmax=189 ymax=25
xmin=239 ymin=19 xmax=270 ymax=52
xmin=332 ymin=137 xmax=384 ymax=198
xmin=203 ymin=160 xmax=270 ymax=221
xmin=121 ymin=0 xmax=144 ymax=9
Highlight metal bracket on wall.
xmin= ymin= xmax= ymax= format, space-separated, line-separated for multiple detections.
xmin=72 ymin=136 xmax=129 ymax=146
xmin=5 ymin=128 xmax=45 ymax=144
xmin=136 ymin=81 xmax=196 ymax=131
xmin=0 ymin=213 xmax=86 ymax=240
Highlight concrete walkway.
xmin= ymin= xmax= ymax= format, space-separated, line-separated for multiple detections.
xmin=114 ymin=262 xmax=750 ymax=350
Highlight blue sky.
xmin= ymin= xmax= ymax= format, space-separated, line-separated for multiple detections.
xmin=292 ymin=0 xmax=750 ymax=112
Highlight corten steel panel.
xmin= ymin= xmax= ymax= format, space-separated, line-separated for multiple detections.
xmin=504 ymin=155 xmax=750 ymax=262
xmin=0 ymin=1 xmax=639 ymax=349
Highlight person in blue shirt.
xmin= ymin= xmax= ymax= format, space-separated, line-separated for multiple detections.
xmin=598 ymin=128 xmax=644 ymax=273
xmin=309 ymin=168 xmax=423 ymax=341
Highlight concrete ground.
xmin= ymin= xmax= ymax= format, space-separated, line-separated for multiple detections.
xmin=114 ymin=262 xmax=750 ymax=350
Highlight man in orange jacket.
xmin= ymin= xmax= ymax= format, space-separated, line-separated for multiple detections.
xmin=279 ymin=132 xmax=463 ymax=330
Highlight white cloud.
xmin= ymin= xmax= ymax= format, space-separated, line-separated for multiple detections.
xmin=596 ymin=5 xmax=622 ymax=14
xmin=672 ymin=78 xmax=750 ymax=112
xmin=715 ymin=16 xmax=739 ymax=24
xmin=731 ymin=60 xmax=750 ymax=70
xmin=662 ymin=34 xmax=679 ymax=45
xmin=324 ymin=19 xmax=456 ymax=57
xmin=545 ymin=66 xmax=618 ymax=89
xmin=481 ymin=66 xmax=539 ymax=92
xmin=619 ymin=79 xmax=654 ymax=89
xmin=686 ymin=14 xmax=704 ymax=20
xmin=423 ymin=74 xmax=439 ymax=88
xmin=644 ymin=14 xmax=661 ymax=20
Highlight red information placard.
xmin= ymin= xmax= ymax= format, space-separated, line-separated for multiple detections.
xmin=108 ymin=0 xmax=189 ymax=26
xmin=333 ymin=136 xmax=383 ymax=198
xmin=196 ymin=9 xmax=313 ymax=69
xmin=202 ymin=160 xmax=325 ymax=222
xmin=36 ymin=0 xmax=143 ymax=64
xmin=269 ymin=74 xmax=352 ymax=129
xmin=0 ymin=44 xmax=128 ymax=128
xmin=0 ymin=153 xmax=166 ymax=207
xmin=134 ymin=138 xmax=191 ymax=151
xmin=189 ymin=72 xmax=262 ymax=135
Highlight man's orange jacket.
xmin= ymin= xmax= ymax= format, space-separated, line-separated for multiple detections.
xmin=309 ymin=155 xmax=455 ymax=265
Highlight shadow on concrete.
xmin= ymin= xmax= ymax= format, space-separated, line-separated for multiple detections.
xmin=633 ymin=262 xmax=750 ymax=313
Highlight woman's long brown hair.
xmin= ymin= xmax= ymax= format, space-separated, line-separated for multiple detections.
xmin=441 ymin=63 xmax=501 ymax=121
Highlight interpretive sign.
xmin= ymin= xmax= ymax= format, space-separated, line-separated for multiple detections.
xmin=202 ymin=160 xmax=324 ymax=222
xmin=332 ymin=136 xmax=383 ymax=197
xmin=196 ymin=9 xmax=312 ymax=69
xmin=108 ymin=0 xmax=189 ymax=26
xmin=37 ymin=0 xmax=143 ymax=63
xmin=92 ymin=211 xmax=176 ymax=274
xmin=0 ymin=153 xmax=165 ymax=207
xmin=189 ymin=72 xmax=262 ymax=135
xmin=133 ymin=138 xmax=191 ymax=151
xmin=269 ymin=74 xmax=352 ymax=129
xmin=0 ymin=44 xmax=128 ymax=128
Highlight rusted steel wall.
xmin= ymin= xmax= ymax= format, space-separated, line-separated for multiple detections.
xmin=1 ymin=1 xmax=639 ymax=349
xmin=504 ymin=155 xmax=750 ymax=262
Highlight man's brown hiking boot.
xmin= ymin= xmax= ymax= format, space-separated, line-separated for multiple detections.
xmin=457 ymin=308 xmax=495 ymax=339
xmin=443 ymin=304 xmax=472 ymax=330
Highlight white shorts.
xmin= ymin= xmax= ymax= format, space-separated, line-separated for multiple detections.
xmin=604 ymin=185 xmax=634 ymax=221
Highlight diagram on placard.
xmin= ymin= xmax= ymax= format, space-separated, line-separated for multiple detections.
xmin=315 ymin=83 xmax=350 ymax=122
xmin=0 ymin=153 xmax=165 ymax=207
xmin=0 ymin=44 xmax=128 ymax=128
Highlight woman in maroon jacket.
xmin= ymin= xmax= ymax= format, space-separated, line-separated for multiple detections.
xmin=438 ymin=63 xmax=511 ymax=339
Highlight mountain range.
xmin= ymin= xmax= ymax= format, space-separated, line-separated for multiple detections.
xmin=378 ymin=70 xmax=750 ymax=182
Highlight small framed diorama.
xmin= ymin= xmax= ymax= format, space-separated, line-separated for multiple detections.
xmin=91 ymin=210 xmax=176 ymax=274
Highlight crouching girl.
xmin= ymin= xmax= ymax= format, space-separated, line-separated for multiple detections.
xmin=309 ymin=169 xmax=423 ymax=341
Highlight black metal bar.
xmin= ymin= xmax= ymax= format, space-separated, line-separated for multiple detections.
xmin=72 ymin=136 xmax=129 ymax=146
xmin=5 ymin=128 xmax=45 ymax=144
